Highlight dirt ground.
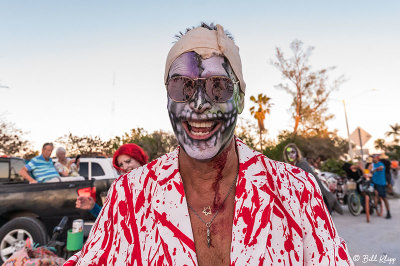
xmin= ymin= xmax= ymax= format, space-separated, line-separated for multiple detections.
xmin=332 ymin=174 xmax=400 ymax=266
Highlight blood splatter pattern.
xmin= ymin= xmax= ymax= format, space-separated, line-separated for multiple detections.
xmin=65 ymin=137 xmax=353 ymax=265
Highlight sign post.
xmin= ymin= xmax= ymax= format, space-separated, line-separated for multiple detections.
xmin=350 ymin=127 xmax=372 ymax=161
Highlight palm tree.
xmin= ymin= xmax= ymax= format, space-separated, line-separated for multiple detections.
xmin=374 ymin=138 xmax=386 ymax=151
xmin=385 ymin=123 xmax=400 ymax=144
xmin=249 ymin=93 xmax=273 ymax=152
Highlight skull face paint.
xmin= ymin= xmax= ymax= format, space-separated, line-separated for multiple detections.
xmin=167 ymin=52 xmax=243 ymax=160
xmin=286 ymin=147 xmax=298 ymax=163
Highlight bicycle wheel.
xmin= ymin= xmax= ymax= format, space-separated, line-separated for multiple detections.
xmin=365 ymin=195 xmax=370 ymax=223
xmin=376 ymin=197 xmax=384 ymax=216
xmin=348 ymin=192 xmax=362 ymax=216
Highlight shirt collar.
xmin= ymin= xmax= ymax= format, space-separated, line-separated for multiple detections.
xmin=39 ymin=154 xmax=52 ymax=162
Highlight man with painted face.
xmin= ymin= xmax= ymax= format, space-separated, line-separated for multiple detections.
xmin=283 ymin=143 xmax=343 ymax=215
xmin=65 ymin=23 xmax=352 ymax=265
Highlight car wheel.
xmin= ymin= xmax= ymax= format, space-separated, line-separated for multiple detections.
xmin=0 ymin=217 xmax=48 ymax=264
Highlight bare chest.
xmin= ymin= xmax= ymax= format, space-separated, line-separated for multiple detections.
xmin=189 ymin=204 xmax=235 ymax=266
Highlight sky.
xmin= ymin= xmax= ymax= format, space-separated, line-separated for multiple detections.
xmin=0 ymin=0 xmax=399 ymax=153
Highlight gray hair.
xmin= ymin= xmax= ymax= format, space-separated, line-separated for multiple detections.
xmin=56 ymin=147 xmax=66 ymax=155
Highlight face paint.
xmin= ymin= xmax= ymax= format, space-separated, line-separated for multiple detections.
xmin=286 ymin=147 xmax=297 ymax=163
xmin=167 ymin=52 xmax=242 ymax=160
xmin=117 ymin=154 xmax=141 ymax=173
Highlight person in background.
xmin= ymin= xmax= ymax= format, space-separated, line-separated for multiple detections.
xmin=283 ymin=143 xmax=343 ymax=214
xmin=75 ymin=143 xmax=148 ymax=217
xmin=371 ymin=154 xmax=391 ymax=219
xmin=379 ymin=153 xmax=393 ymax=195
xmin=19 ymin=143 xmax=60 ymax=183
xmin=54 ymin=147 xmax=80 ymax=177
xmin=342 ymin=160 xmax=366 ymax=212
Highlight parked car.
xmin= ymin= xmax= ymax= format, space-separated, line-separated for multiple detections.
xmin=0 ymin=156 xmax=119 ymax=263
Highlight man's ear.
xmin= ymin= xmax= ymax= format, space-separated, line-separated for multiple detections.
xmin=237 ymin=91 xmax=245 ymax=114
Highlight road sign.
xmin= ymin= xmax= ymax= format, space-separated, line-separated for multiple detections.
xmin=350 ymin=127 xmax=371 ymax=147
xmin=354 ymin=149 xmax=369 ymax=156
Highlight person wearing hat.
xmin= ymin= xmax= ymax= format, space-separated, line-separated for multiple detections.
xmin=371 ymin=154 xmax=391 ymax=219
xmin=65 ymin=23 xmax=351 ymax=265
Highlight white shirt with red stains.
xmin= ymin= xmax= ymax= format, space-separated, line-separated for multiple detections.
xmin=64 ymin=137 xmax=353 ymax=266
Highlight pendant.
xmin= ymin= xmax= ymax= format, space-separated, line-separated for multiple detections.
xmin=206 ymin=222 xmax=211 ymax=248
xmin=202 ymin=206 xmax=212 ymax=216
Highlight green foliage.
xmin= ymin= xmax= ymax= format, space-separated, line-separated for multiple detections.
xmin=374 ymin=138 xmax=386 ymax=151
xmin=56 ymin=128 xmax=178 ymax=161
xmin=249 ymin=93 xmax=273 ymax=151
xmin=263 ymin=130 xmax=348 ymax=162
xmin=320 ymin=159 xmax=346 ymax=176
xmin=111 ymin=128 xmax=178 ymax=161
xmin=385 ymin=145 xmax=400 ymax=160
xmin=235 ymin=118 xmax=258 ymax=150
xmin=385 ymin=123 xmax=400 ymax=144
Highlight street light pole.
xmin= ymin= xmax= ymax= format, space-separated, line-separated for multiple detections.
xmin=342 ymin=100 xmax=353 ymax=160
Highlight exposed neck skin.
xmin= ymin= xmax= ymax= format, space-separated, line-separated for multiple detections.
xmin=58 ymin=157 xmax=67 ymax=164
xmin=179 ymin=138 xmax=238 ymax=199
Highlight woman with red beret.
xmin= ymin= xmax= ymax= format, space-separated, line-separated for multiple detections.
xmin=76 ymin=143 xmax=148 ymax=217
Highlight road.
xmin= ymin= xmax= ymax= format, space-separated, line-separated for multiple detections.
xmin=332 ymin=176 xmax=400 ymax=266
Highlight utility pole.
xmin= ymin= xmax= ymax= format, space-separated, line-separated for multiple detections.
xmin=342 ymin=100 xmax=353 ymax=160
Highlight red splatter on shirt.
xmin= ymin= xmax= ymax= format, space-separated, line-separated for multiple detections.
xmin=65 ymin=137 xmax=353 ymax=266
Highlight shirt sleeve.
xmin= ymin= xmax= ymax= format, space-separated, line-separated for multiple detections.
xmin=89 ymin=203 xmax=102 ymax=218
xmin=301 ymin=173 xmax=353 ymax=265
xmin=25 ymin=160 xmax=36 ymax=172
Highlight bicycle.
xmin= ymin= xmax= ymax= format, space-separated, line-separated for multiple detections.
xmin=359 ymin=179 xmax=383 ymax=223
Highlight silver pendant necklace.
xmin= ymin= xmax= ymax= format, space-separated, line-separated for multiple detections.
xmin=186 ymin=172 xmax=238 ymax=248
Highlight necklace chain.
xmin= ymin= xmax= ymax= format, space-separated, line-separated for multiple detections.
xmin=186 ymin=170 xmax=238 ymax=248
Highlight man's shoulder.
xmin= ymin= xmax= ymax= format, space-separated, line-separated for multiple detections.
xmin=236 ymin=138 xmax=313 ymax=189
xmin=28 ymin=155 xmax=42 ymax=164
xmin=261 ymin=155 xmax=312 ymax=186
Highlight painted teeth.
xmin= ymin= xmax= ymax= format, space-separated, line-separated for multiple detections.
xmin=191 ymin=131 xmax=209 ymax=136
xmin=188 ymin=121 xmax=214 ymax=128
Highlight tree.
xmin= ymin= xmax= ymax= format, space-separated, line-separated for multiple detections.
xmin=115 ymin=128 xmax=178 ymax=161
xmin=385 ymin=144 xmax=400 ymax=160
xmin=0 ymin=119 xmax=32 ymax=156
xmin=249 ymin=93 xmax=272 ymax=151
xmin=385 ymin=123 xmax=400 ymax=144
xmin=56 ymin=133 xmax=113 ymax=157
xmin=56 ymin=128 xmax=178 ymax=161
xmin=263 ymin=130 xmax=347 ymax=162
xmin=235 ymin=118 xmax=258 ymax=150
xmin=374 ymin=138 xmax=386 ymax=151
xmin=272 ymin=40 xmax=345 ymax=135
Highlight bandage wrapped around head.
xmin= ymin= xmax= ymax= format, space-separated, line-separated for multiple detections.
xmin=164 ymin=24 xmax=246 ymax=93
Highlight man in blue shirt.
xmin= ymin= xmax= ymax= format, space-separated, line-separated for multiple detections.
xmin=19 ymin=143 xmax=60 ymax=183
xmin=372 ymin=154 xmax=391 ymax=219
